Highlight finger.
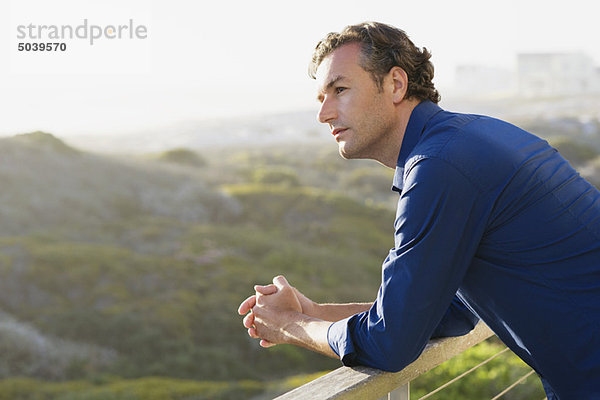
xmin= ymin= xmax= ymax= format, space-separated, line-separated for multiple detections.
xmin=248 ymin=326 xmax=259 ymax=339
xmin=238 ymin=295 xmax=257 ymax=315
xmin=243 ymin=312 xmax=255 ymax=329
xmin=273 ymin=275 xmax=290 ymax=290
xmin=254 ymin=284 xmax=277 ymax=295
xmin=260 ymin=339 xmax=276 ymax=348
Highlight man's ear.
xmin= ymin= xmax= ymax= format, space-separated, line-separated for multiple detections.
xmin=389 ymin=66 xmax=409 ymax=104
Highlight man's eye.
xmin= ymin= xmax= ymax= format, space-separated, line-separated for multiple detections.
xmin=335 ymin=87 xmax=346 ymax=94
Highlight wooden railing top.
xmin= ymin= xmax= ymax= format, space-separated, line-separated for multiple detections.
xmin=275 ymin=322 xmax=494 ymax=400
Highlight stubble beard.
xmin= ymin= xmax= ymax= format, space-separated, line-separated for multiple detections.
xmin=337 ymin=132 xmax=379 ymax=161
xmin=337 ymin=118 xmax=394 ymax=162
xmin=336 ymin=90 xmax=395 ymax=162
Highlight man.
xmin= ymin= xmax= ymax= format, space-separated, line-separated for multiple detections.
xmin=237 ymin=22 xmax=600 ymax=399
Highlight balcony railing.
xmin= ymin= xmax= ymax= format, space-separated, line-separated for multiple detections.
xmin=275 ymin=322 xmax=510 ymax=400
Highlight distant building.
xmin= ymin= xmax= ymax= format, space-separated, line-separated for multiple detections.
xmin=452 ymin=53 xmax=600 ymax=99
xmin=517 ymin=53 xmax=600 ymax=98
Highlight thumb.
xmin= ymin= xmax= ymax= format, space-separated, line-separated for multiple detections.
xmin=273 ymin=275 xmax=290 ymax=290
xmin=255 ymin=284 xmax=277 ymax=295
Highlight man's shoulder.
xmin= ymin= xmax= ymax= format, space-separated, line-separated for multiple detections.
xmin=406 ymin=111 xmax=548 ymax=192
xmin=423 ymin=109 xmax=528 ymax=145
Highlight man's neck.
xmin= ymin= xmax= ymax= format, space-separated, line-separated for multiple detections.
xmin=378 ymin=98 xmax=421 ymax=168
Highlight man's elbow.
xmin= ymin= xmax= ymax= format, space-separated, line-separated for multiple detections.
xmin=364 ymin=341 xmax=426 ymax=373
xmin=431 ymin=310 xmax=479 ymax=339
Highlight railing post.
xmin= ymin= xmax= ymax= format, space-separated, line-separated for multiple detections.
xmin=389 ymin=383 xmax=409 ymax=400
xmin=377 ymin=383 xmax=409 ymax=400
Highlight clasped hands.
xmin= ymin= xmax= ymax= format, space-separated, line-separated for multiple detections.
xmin=237 ymin=275 xmax=312 ymax=348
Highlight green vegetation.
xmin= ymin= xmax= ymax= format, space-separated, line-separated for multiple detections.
xmin=0 ymin=126 xmax=595 ymax=398
xmin=0 ymin=377 xmax=264 ymax=400
xmin=153 ymin=148 xmax=207 ymax=167
xmin=0 ymin=134 xmax=388 ymax=396
xmin=548 ymin=136 xmax=599 ymax=166
xmin=410 ymin=338 xmax=545 ymax=399
xmin=250 ymin=167 xmax=300 ymax=187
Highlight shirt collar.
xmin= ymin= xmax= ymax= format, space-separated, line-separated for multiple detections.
xmin=392 ymin=100 xmax=443 ymax=192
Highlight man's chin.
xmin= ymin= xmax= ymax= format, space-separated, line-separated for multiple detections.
xmin=338 ymin=145 xmax=356 ymax=160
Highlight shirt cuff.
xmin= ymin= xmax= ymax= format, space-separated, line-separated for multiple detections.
xmin=327 ymin=315 xmax=358 ymax=366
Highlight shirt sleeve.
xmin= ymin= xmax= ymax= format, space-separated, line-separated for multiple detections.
xmin=431 ymin=295 xmax=479 ymax=339
xmin=328 ymin=157 xmax=491 ymax=371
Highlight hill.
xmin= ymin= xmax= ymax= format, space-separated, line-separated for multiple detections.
xmin=0 ymin=132 xmax=392 ymax=384
xmin=0 ymin=132 xmax=239 ymax=239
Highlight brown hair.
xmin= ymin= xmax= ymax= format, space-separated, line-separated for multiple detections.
xmin=309 ymin=21 xmax=441 ymax=103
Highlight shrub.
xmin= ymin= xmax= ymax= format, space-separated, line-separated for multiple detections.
xmin=155 ymin=148 xmax=207 ymax=167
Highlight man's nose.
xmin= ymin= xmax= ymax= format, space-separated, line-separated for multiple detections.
xmin=317 ymin=96 xmax=336 ymax=124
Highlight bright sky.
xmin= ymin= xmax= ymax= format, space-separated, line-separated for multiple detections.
xmin=1 ymin=0 xmax=599 ymax=137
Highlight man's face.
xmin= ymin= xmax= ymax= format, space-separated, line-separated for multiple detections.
xmin=315 ymin=43 xmax=397 ymax=161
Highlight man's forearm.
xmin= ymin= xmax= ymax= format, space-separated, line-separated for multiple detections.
xmin=281 ymin=303 xmax=372 ymax=357
xmin=309 ymin=302 xmax=373 ymax=322
xmin=251 ymin=305 xmax=338 ymax=358
xmin=282 ymin=313 xmax=338 ymax=358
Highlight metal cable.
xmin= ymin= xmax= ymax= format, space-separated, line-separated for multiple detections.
xmin=490 ymin=369 xmax=537 ymax=400
xmin=418 ymin=347 xmax=511 ymax=400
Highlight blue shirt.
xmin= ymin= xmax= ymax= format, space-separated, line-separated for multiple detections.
xmin=327 ymin=101 xmax=600 ymax=399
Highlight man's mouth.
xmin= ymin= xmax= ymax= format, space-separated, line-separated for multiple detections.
xmin=332 ymin=128 xmax=348 ymax=137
